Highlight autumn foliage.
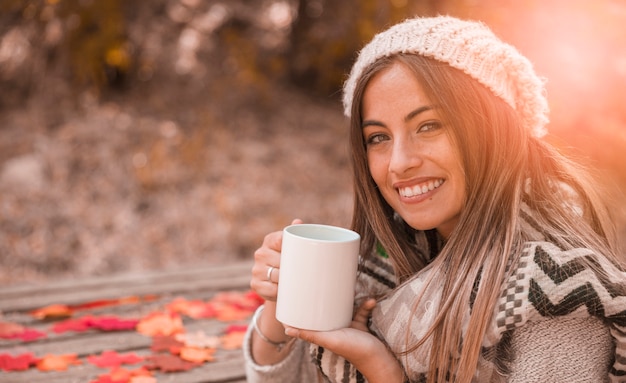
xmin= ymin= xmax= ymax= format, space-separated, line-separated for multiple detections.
xmin=0 ymin=290 xmax=262 ymax=382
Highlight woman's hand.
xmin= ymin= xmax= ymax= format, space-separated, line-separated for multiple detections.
xmin=249 ymin=219 xmax=302 ymax=365
xmin=285 ymin=299 xmax=406 ymax=383
xmin=250 ymin=218 xmax=302 ymax=302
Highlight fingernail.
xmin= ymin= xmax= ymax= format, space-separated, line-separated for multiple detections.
xmin=285 ymin=327 xmax=296 ymax=337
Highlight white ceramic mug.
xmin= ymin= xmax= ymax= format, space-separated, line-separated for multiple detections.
xmin=276 ymin=223 xmax=360 ymax=331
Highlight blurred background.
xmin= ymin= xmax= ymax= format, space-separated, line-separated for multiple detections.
xmin=1 ymin=0 xmax=625 ymax=285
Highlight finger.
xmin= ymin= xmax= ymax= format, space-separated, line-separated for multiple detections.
xmin=265 ymin=265 xmax=280 ymax=284
xmin=352 ymin=298 xmax=376 ymax=330
xmin=291 ymin=218 xmax=303 ymax=225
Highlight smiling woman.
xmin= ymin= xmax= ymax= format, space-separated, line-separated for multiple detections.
xmin=244 ymin=15 xmax=626 ymax=383
xmin=361 ymin=60 xmax=465 ymax=239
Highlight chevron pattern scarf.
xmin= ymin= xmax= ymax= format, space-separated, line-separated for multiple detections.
xmin=311 ymin=232 xmax=626 ymax=382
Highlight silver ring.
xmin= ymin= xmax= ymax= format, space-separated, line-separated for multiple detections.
xmin=266 ymin=266 xmax=275 ymax=282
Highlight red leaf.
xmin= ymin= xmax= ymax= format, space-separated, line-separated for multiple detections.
xmin=144 ymin=354 xmax=199 ymax=372
xmin=0 ymin=353 xmax=38 ymax=371
xmin=89 ymin=316 xmax=139 ymax=331
xmin=87 ymin=350 xmax=144 ymax=368
xmin=52 ymin=317 xmax=92 ymax=333
xmin=151 ymin=335 xmax=184 ymax=354
xmin=225 ymin=324 xmax=248 ymax=334
xmin=52 ymin=315 xmax=139 ymax=333
xmin=1 ymin=320 xmax=45 ymax=344
xmin=0 ymin=322 xmax=47 ymax=342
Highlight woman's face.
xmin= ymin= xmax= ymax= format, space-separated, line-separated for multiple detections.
xmin=361 ymin=62 xmax=466 ymax=238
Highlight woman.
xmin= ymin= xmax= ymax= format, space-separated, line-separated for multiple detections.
xmin=244 ymin=15 xmax=626 ymax=382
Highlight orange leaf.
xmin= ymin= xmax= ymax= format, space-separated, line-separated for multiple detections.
xmin=31 ymin=304 xmax=73 ymax=320
xmin=91 ymin=366 xmax=153 ymax=383
xmin=0 ymin=322 xmax=24 ymax=337
xmin=36 ymin=353 xmax=81 ymax=371
xmin=69 ymin=296 xmax=141 ymax=311
xmin=220 ymin=331 xmax=246 ymax=350
xmin=213 ymin=304 xmax=251 ymax=322
xmin=179 ymin=346 xmax=216 ymax=363
xmin=87 ymin=350 xmax=143 ymax=368
xmin=129 ymin=376 xmax=157 ymax=383
xmin=166 ymin=297 xmax=215 ymax=319
xmin=136 ymin=312 xmax=184 ymax=337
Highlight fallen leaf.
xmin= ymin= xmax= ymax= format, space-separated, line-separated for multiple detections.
xmin=0 ymin=353 xmax=38 ymax=371
xmin=144 ymin=354 xmax=199 ymax=372
xmin=70 ymin=296 xmax=141 ymax=311
xmin=150 ymin=335 xmax=184 ymax=354
xmin=90 ymin=316 xmax=139 ymax=331
xmin=89 ymin=375 xmax=125 ymax=383
xmin=225 ymin=324 xmax=248 ymax=334
xmin=87 ymin=350 xmax=144 ymax=368
xmin=136 ymin=312 xmax=183 ymax=337
xmin=175 ymin=330 xmax=221 ymax=349
xmin=31 ymin=304 xmax=73 ymax=320
xmin=0 ymin=322 xmax=24 ymax=337
xmin=212 ymin=290 xmax=263 ymax=311
xmin=52 ymin=317 xmax=92 ymax=333
xmin=91 ymin=366 xmax=153 ymax=383
xmin=166 ymin=297 xmax=216 ymax=319
xmin=212 ymin=303 xmax=251 ymax=322
xmin=52 ymin=315 xmax=139 ymax=333
xmin=220 ymin=330 xmax=247 ymax=350
xmin=36 ymin=353 xmax=81 ymax=371
xmin=0 ymin=322 xmax=47 ymax=342
xmin=129 ymin=376 xmax=157 ymax=383
xmin=179 ymin=346 xmax=216 ymax=363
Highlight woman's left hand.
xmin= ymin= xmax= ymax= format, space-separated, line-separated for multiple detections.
xmin=284 ymin=298 xmax=406 ymax=383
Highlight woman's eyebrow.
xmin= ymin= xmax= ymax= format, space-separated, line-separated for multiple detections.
xmin=362 ymin=119 xmax=384 ymax=129
xmin=362 ymin=105 xmax=436 ymax=129
xmin=404 ymin=105 xmax=435 ymax=123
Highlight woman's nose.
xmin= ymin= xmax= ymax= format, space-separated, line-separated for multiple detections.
xmin=388 ymin=138 xmax=422 ymax=174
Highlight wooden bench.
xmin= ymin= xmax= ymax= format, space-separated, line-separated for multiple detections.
xmin=0 ymin=261 xmax=254 ymax=383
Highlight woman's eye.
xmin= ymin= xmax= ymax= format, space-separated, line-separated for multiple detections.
xmin=418 ymin=121 xmax=442 ymax=133
xmin=366 ymin=133 xmax=388 ymax=145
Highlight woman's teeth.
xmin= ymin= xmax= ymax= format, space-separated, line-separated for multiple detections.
xmin=399 ymin=179 xmax=443 ymax=197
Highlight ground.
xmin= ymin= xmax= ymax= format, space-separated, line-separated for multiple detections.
xmin=0 ymin=80 xmax=354 ymax=285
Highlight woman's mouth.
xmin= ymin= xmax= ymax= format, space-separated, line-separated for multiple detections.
xmin=398 ymin=179 xmax=444 ymax=198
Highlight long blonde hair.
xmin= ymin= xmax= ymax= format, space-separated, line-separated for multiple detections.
xmin=349 ymin=54 xmax=621 ymax=382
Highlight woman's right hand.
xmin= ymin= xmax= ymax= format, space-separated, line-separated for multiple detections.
xmin=250 ymin=218 xmax=302 ymax=302
xmin=249 ymin=219 xmax=302 ymax=365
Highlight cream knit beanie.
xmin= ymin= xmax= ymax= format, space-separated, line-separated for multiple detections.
xmin=342 ymin=15 xmax=549 ymax=137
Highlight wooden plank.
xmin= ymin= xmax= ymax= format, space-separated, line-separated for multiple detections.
xmin=0 ymin=261 xmax=254 ymax=383
xmin=0 ymin=319 xmax=247 ymax=356
xmin=0 ymin=262 xmax=252 ymax=299
xmin=1 ymin=351 xmax=246 ymax=383
xmin=0 ymin=262 xmax=253 ymax=312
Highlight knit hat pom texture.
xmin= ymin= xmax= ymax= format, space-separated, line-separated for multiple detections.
xmin=342 ymin=16 xmax=549 ymax=138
